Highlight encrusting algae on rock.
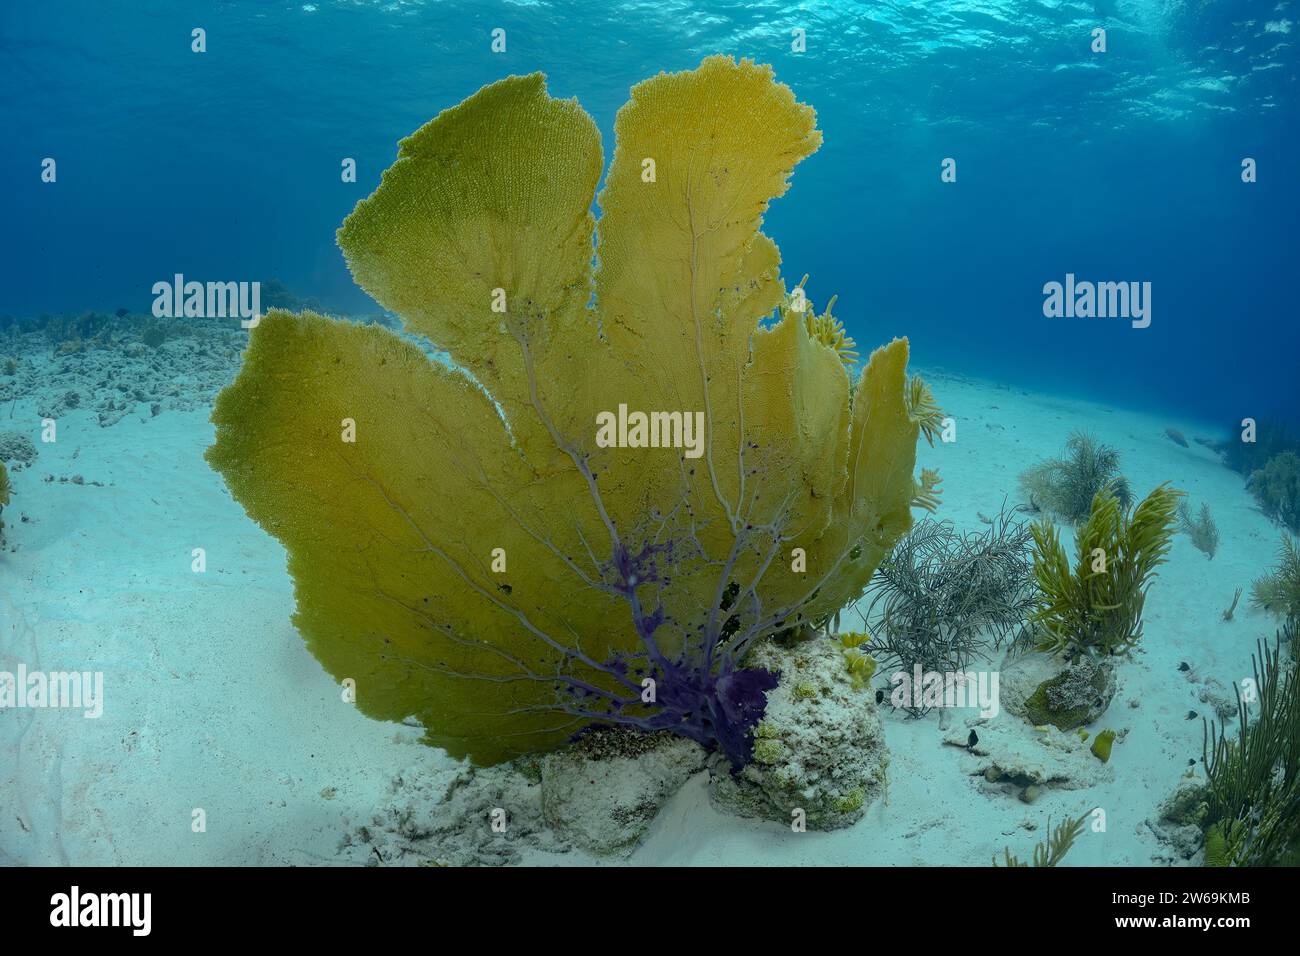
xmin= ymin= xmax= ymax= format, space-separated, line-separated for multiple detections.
xmin=709 ymin=632 xmax=888 ymax=829
xmin=206 ymin=56 xmax=939 ymax=770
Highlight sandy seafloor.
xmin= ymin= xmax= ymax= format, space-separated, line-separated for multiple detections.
xmin=0 ymin=330 xmax=1285 ymax=867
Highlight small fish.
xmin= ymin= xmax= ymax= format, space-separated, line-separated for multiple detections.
xmin=1186 ymin=710 xmax=1198 ymax=720
xmin=967 ymin=729 xmax=979 ymax=750
xmin=1188 ymin=759 xmax=1196 ymax=766
xmin=1178 ymin=662 xmax=1190 ymax=672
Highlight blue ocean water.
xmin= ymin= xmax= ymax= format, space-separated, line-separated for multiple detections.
xmin=3 ymin=1 xmax=1296 ymax=426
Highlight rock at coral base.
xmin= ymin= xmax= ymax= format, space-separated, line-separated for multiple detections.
xmin=1186 ymin=671 xmax=1239 ymax=722
xmin=1145 ymin=781 xmax=1210 ymax=861
xmin=1001 ymin=649 xmax=1116 ymax=731
xmin=943 ymin=714 xmax=1113 ymax=797
xmin=345 ymin=727 xmax=706 ymax=865
xmin=540 ymin=729 xmax=706 ymax=856
xmin=345 ymin=758 xmax=563 ymax=867
xmin=708 ymin=634 xmax=888 ymax=830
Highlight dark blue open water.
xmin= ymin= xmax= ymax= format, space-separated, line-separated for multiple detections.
xmin=0 ymin=2 xmax=1295 ymax=410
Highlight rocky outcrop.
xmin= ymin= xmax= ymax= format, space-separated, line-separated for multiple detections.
xmin=943 ymin=715 xmax=1114 ymax=800
xmin=1001 ymin=649 xmax=1116 ymax=731
xmin=346 ymin=727 xmax=707 ymax=865
xmin=540 ymin=729 xmax=706 ymax=856
xmin=0 ymin=431 xmax=38 ymax=467
xmin=708 ymin=634 xmax=888 ymax=830
xmin=1146 ymin=781 xmax=1210 ymax=861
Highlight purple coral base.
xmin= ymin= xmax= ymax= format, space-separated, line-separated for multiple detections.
xmin=580 ymin=658 xmax=779 ymax=770
xmin=567 ymin=541 xmax=782 ymax=769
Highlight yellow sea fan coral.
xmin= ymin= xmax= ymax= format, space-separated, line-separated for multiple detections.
xmin=207 ymin=57 xmax=933 ymax=766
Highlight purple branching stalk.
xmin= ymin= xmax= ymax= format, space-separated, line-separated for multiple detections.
xmin=553 ymin=528 xmax=791 ymax=769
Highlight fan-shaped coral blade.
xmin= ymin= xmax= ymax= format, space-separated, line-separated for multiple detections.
xmin=744 ymin=308 xmax=851 ymax=536
xmin=337 ymin=73 xmax=604 ymax=443
xmin=597 ymin=55 xmax=821 ymax=352
xmin=805 ymin=338 xmax=919 ymax=616
xmin=591 ymin=55 xmax=825 ymax=562
xmin=206 ymin=311 xmax=634 ymax=764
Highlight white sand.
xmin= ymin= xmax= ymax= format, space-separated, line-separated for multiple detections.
xmin=0 ymin=367 xmax=1285 ymax=866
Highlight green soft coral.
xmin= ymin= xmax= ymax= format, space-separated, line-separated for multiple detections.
xmin=994 ymin=811 xmax=1091 ymax=867
xmin=1203 ymin=822 xmax=1237 ymax=867
xmin=1200 ymin=629 xmax=1300 ymax=866
xmin=1032 ymin=482 xmax=1181 ymax=658
xmin=1248 ymin=451 xmax=1300 ymax=533
xmin=1020 ymin=432 xmax=1131 ymax=525
xmin=207 ymin=57 xmax=933 ymax=765
xmin=1250 ymin=533 xmax=1300 ymax=621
